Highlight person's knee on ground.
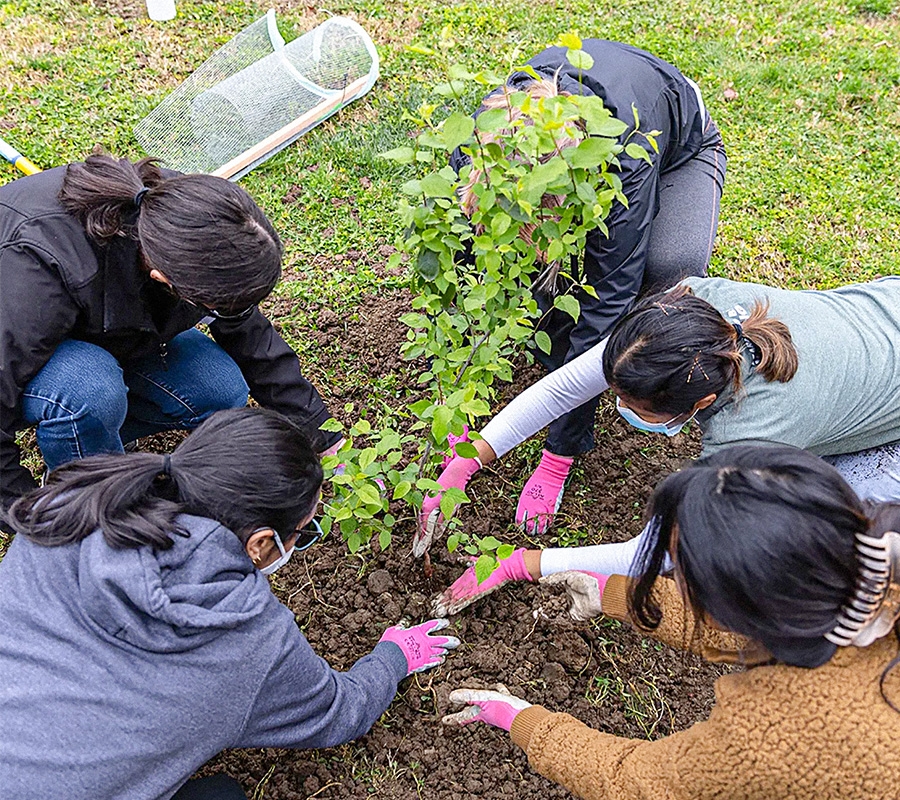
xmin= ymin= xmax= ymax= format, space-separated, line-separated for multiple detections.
xmin=20 ymin=340 xmax=128 ymax=470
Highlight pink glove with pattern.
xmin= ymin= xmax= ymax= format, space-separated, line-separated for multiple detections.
xmin=379 ymin=619 xmax=460 ymax=675
xmin=515 ymin=450 xmax=573 ymax=534
xmin=414 ymin=455 xmax=482 ymax=557
xmin=442 ymin=685 xmax=532 ymax=731
xmin=431 ymin=548 xmax=533 ymax=616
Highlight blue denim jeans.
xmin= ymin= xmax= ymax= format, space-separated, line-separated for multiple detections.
xmin=20 ymin=329 xmax=249 ymax=471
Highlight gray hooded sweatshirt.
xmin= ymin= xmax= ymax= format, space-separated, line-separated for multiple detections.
xmin=0 ymin=514 xmax=408 ymax=800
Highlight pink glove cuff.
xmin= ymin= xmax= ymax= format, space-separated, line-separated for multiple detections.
xmin=537 ymin=450 xmax=574 ymax=477
xmin=468 ymin=700 xmax=522 ymax=732
xmin=379 ymin=619 xmax=460 ymax=675
xmin=516 ymin=450 xmax=574 ymax=533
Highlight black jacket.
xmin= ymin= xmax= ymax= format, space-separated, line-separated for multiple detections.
xmin=452 ymin=40 xmax=713 ymax=360
xmin=0 ymin=166 xmax=338 ymax=509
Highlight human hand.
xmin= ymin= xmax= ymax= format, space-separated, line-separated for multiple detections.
xmin=431 ymin=548 xmax=534 ymax=616
xmin=379 ymin=619 xmax=460 ymax=675
xmin=414 ymin=455 xmax=482 ymax=557
xmin=539 ymin=570 xmax=609 ymax=621
xmin=515 ymin=451 xmax=573 ymax=534
xmin=442 ymin=684 xmax=532 ymax=731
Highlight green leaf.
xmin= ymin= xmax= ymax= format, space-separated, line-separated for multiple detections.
xmin=379 ymin=145 xmax=415 ymax=164
xmin=512 ymin=64 xmax=542 ymax=81
xmin=447 ymin=533 xmax=461 ymax=553
xmin=566 ymin=48 xmax=594 ymax=71
xmin=476 ymin=107 xmax=511 ymax=133
xmin=393 ymin=480 xmax=412 ymax=500
xmin=556 ymin=32 xmax=582 ymax=49
xmin=420 ymin=172 xmax=455 ymax=198
xmin=460 ymin=398 xmax=491 ymax=416
xmin=347 ymin=531 xmax=362 ymax=553
xmin=431 ymin=404 xmax=454 ymax=443
xmin=535 ymin=330 xmax=552 ymax=354
xmin=497 ymin=544 xmax=515 ymax=561
xmin=566 ymin=137 xmax=618 ymax=170
xmin=474 ymin=554 xmax=498 ymax=585
xmin=442 ymin=111 xmax=475 ymax=151
xmin=353 ymin=419 xmax=372 ymax=435
xmin=406 ymin=44 xmax=435 ymax=55
xmin=554 ymin=294 xmax=581 ymax=322
xmin=479 ymin=535 xmax=503 ymax=550
xmin=454 ymin=441 xmax=479 ymax=459
xmin=358 ymin=447 xmax=377 ymax=469
xmin=625 ymin=142 xmax=653 ymax=164
xmin=440 ymin=493 xmax=458 ymax=519
xmin=575 ymin=181 xmax=597 ymax=205
xmin=357 ymin=484 xmax=382 ymax=506
xmin=320 ymin=418 xmax=343 ymax=433
xmin=416 ymin=248 xmax=440 ymax=280
xmin=379 ymin=528 xmax=391 ymax=552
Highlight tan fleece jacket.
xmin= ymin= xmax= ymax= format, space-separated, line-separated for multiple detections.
xmin=509 ymin=575 xmax=900 ymax=800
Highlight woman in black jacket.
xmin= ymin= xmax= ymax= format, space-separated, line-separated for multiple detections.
xmin=0 ymin=153 xmax=341 ymax=514
xmin=445 ymin=40 xmax=727 ymax=534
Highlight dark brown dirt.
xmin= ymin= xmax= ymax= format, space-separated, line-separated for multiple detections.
xmin=190 ymin=286 xmax=727 ymax=799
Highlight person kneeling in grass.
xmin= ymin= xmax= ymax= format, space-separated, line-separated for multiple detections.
xmin=0 ymin=408 xmax=457 ymax=800
xmin=443 ymin=445 xmax=900 ymax=799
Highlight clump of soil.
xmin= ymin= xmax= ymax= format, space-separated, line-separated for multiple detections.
xmin=196 ymin=286 xmax=727 ymax=799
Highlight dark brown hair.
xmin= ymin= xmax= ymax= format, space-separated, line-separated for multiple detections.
xmin=6 ymin=408 xmax=322 ymax=551
xmin=59 ymin=153 xmax=283 ymax=314
xmin=602 ymin=288 xmax=799 ymax=416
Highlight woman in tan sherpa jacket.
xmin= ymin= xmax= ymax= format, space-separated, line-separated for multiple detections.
xmin=444 ymin=445 xmax=900 ymax=800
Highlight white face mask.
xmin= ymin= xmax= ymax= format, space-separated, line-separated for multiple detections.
xmin=259 ymin=530 xmax=294 ymax=576
xmin=615 ymin=396 xmax=696 ymax=437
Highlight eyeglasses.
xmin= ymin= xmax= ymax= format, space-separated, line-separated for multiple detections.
xmin=160 ymin=281 xmax=256 ymax=321
xmin=202 ymin=304 xmax=256 ymax=322
xmin=287 ymin=517 xmax=323 ymax=552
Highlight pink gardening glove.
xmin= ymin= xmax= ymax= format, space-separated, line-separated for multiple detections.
xmin=431 ymin=548 xmax=533 ymax=616
xmin=515 ymin=450 xmax=573 ymax=534
xmin=441 ymin=425 xmax=471 ymax=468
xmin=539 ymin=571 xmax=609 ymax=621
xmin=379 ymin=619 xmax=460 ymax=675
xmin=414 ymin=455 xmax=482 ymax=557
xmin=442 ymin=685 xmax=532 ymax=731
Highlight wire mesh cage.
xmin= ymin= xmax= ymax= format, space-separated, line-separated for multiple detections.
xmin=134 ymin=11 xmax=379 ymax=179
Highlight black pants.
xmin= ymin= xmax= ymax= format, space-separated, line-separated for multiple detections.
xmin=536 ymin=118 xmax=727 ymax=456
xmin=172 ymin=774 xmax=248 ymax=800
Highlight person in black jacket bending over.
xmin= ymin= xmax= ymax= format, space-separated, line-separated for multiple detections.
xmin=0 ymin=153 xmax=342 ymax=516
xmin=447 ymin=41 xmax=727 ymax=534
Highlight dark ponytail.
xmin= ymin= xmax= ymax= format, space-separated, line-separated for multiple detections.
xmin=59 ymin=152 xmax=283 ymax=313
xmin=602 ymin=288 xmax=799 ymax=417
xmin=628 ymin=445 xmax=869 ymax=669
xmin=7 ymin=408 xmax=323 ymax=551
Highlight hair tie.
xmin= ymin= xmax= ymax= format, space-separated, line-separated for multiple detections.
xmin=133 ymin=187 xmax=150 ymax=209
xmin=732 ymin=322 xmax=763 ymax=368
xmin=161 ymin=454 xmax=172 ymax=477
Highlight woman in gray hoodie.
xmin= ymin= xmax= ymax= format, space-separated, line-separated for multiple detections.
xmin=0 ymin=407 xmax=458 ymax=800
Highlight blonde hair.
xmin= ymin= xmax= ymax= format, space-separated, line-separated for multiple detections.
xmin=459 ymin=78 xmax=581 ymax=295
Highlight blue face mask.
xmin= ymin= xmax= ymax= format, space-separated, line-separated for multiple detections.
xmin=615 ymin=396 xmax=696 ymax=438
